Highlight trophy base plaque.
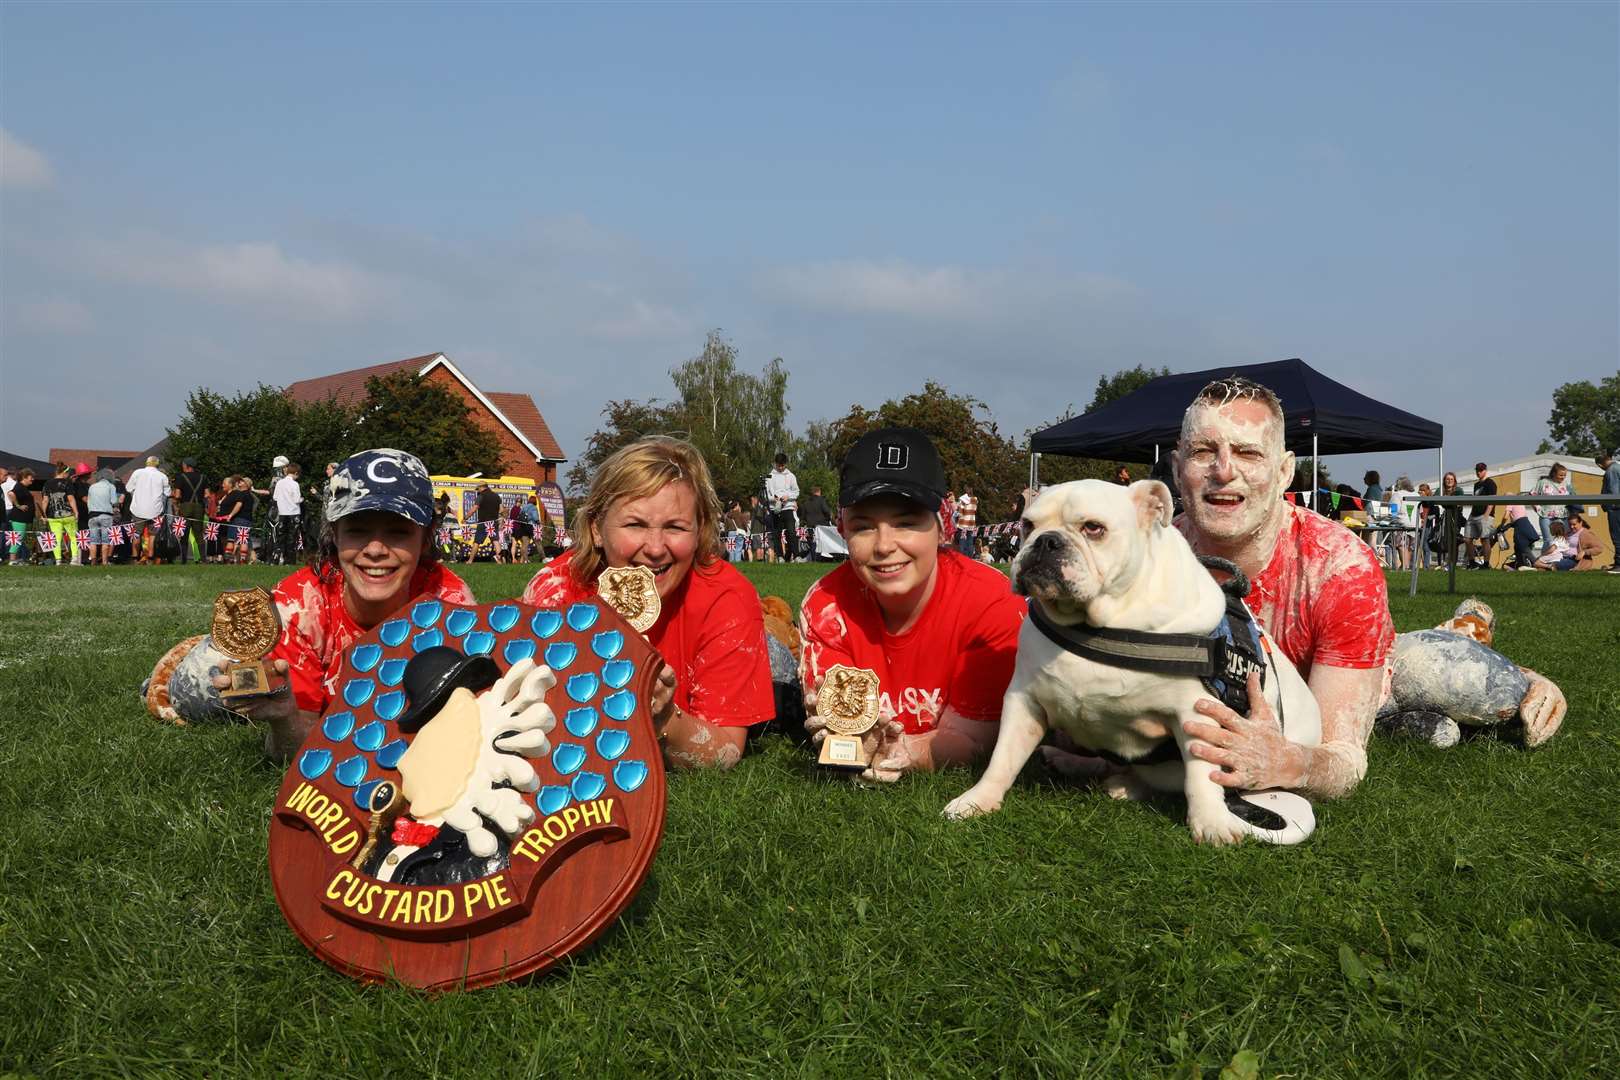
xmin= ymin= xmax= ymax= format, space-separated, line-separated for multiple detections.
xmin=220 ymin=658 xmax=274 ymax=699
xmin=817 ymin=732 xmax=869 ymax=771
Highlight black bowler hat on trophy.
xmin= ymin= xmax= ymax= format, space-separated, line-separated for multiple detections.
xmin=397 ymin=645 xmax=502 ymax=733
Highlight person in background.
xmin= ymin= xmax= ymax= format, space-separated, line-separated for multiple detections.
xmin=941 ymin=489 xmax=957 ymax=548
xmin=1383 ymin=476 xmax=1417 ymax=569
xmin=7 ymin=468 xmax=37 ymax=565
xmin=723 ymin=499 xmax=749 ymax=562
xmin=1533 ymin=520 xmax=1575 ymax=571
xmin=71 ymin=462 xmax=93 ymax=565
xmin=1502 ymin=503 xmax=1541 ymax=570
xmin=1464 ymin=462 xmax=1497 ymax=569
xmin=174 ymin=458 xmax=208 ymax=565
xmin=126 ymin=455 xmax=170 ymax=566
xmin=1531 ymin=462 xmax=1572 ymax=553
xmin=86 ymin=468 xmax=119 ymax=566
xmin=469 ymin=482 xmax=502 ymax=564
xmin=1113 ymin=465 xmax=1132 ymax=485
xmin=747 ymin=492 xmax=772 ymax=563
xmin=1412 ymin=482 xmax=1437 ymax=569
xmin=207 ymin=478 xmax=233 ymax=562
xmin=766 ymin=452 xmax=801 ymax=562
xmin=956 ymin=485 xmax=979 ymax=558
xmin=42 ymin=463 xmax=80 ymax=566
xmin=521 ymin=436 xmax=775 ymax=769
xmin=273 ymin=462 xmax=304 ymax=565
xmin=1563 ymin=512 xmax=1605 ymax=571
xmin=1601 ymin=449 xmax=1620 ymax=573
xmin=1363 ymin=470 xmax=1384 ymax=504
xmin=514 ymin=493 xmax=540 ymax=563
xmin=800 ymin=483 xmax=833 ymax=531
xmin=218 ymin=476 xmax=256 ymax=565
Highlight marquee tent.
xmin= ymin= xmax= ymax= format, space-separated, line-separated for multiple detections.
xmin=1029 ymin=358 xmax=1443 ymax=463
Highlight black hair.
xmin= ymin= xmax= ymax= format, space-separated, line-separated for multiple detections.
xmin=773 ymin=453 xmax=788 ymax=467
xmin=1363 ymin=470 xmax=1380 ymax=486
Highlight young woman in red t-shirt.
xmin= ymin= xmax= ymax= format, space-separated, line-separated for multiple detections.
xmin=212 ymin=448 xmax=473 ymax=760
xmin=799 ymin=427 xmax=1026 ymax=782
xmin=521 ymin=437 xmax=774 ymax=769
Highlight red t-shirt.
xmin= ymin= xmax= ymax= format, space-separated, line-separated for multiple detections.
xmin=271 ymin=562 xmax=475 ymax=714
xmin=1180 ymin=503 xmax=1394 ymax=679
xmin=798 ymin=549 xmax=1026 ymax=734
xmin=521 ymin=550 xmax=775 ymax=728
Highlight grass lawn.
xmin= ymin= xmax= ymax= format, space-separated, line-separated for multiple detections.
xmin=1 ymin=561 xmax=1617 ymax=1077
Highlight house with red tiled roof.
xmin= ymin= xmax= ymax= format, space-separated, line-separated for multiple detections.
xmin=46 ymin=447 xmax=144 ymax=472
xmin=283 ymin=353 xmax=567 ymax=482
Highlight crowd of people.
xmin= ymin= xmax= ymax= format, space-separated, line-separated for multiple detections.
xmin=130 ymin=374 xmax=1573 ymax=855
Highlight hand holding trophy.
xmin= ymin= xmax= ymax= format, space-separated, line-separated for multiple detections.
xmin=213 ymin=587 xmax=284 ymax=701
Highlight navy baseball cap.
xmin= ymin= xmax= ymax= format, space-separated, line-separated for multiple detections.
xmin=839 ymin=427 xmax=947 ymax=510
xmin=325 ymin=449 xmax=435 ymax=527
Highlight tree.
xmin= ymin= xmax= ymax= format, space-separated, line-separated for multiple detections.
xmin=1087 ymin=363 xmax=1170 ymax=411
xmin=1539 ymin=372 xmax=1620 ymax=457
xmin=668 ymin=330 xmax=793 ymax=503
xmin=354 ymin=371 xmax=506 ymax=476
xmin=824 ymin=381 xmax=1026 ymax=521
xmin=167 ymin=384 xmax=354 ymax=483
xmin=566 ymin=397 xmax=682 ymax=496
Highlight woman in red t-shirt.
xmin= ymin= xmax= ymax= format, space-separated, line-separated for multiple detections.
xmin=212 ymin=448 xmax=474 ymax=759
xmin=799 ymin=427 xmax=1026 ymax=782
xmin=521 ymin=437 xmax=774 ymax=769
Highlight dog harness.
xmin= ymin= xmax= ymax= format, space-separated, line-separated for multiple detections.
xmin=1027 ymin=557 xmax=1279 ymax=766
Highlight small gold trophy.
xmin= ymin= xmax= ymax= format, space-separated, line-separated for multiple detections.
xmin=597 ymin=565 xmax=661 ymax=633
xmin=815 ymin=664 xmax=882 ymax=771
xmin=213 ymin=586 xmax=282 ymax=699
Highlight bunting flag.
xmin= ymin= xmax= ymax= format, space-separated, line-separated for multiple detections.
xmin=1330 ymin=493 xmax=1341 ymax=510
xmin=171 ymin=518 xmax=187 ymax=538
xmin=555 ymin=526 xmax=570 ymax=544
xmin=500 ymin=519 xmax=513 ymax=540
xmin=437 ymin=527 xmax=451 ymax=546
xmin=4 ymin=531 xmax=19 ymax=548
xmin=204 ymin=522 xmax=220 ymax=541
xmin=233 ymin=525 xmax=251 ymax=542
xmin=37 ymin=532 xmax=56 ymax=553
xmin=1284 ymin=492 xmax=1298 ymax=505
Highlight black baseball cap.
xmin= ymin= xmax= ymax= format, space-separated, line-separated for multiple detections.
xmin=839 ymin=427 xmax=947 ymax=510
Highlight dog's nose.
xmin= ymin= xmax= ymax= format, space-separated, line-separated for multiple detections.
xmin=1029 ymin=531 xmax=1065 ymax=557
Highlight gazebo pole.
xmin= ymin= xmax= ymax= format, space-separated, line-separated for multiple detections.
xmin=1309 ymin=433 xmax=1318 ymax=512
xmin=1029 ymin=452 xmax=1040 ymax=491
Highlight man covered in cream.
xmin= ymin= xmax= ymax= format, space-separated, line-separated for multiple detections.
xmin=361 ymin=647 xmax=556 ymax=886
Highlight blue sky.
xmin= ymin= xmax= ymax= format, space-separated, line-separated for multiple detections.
xmin=3 ymin=2 xmax=1615 ymax=488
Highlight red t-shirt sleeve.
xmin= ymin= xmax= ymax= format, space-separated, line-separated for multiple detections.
xmin=683 ymin=571 xmax=775 ymax=727
xmin=269 ymin=571 xmax=334 ymax=715
xmin=946 ymin=587 xmax=1025 ymax=722
xmin=1308 ymin=539 xmax=1395 ymax=670
xmin=797 ymin=578 xmax=858 ymax=695
xmin=427 ymin=564 xmax=475 ymax=605
xmin=521 ymin=557 xmax=583 ymax=608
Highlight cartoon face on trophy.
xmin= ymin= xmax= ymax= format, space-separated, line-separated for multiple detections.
xmin=816 ymin=664 xmax=882 ymax=771
xmin=269 ymin=598 xmax=668 ymax=989
xmin=212 ymin=587 xmax=281 ymax=699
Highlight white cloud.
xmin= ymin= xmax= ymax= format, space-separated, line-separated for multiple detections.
xmin=11 ymin=296 xmax=93 ymax=334
xmin=0 ymin=129 xmax=53 ymax=188
xmin=587 ymin=298 xmax=699 ymax=342
xmin=763 ymin=258 xmax=1135 ymax=322
xmin=83 ymin=234 xmax=387 ymax=319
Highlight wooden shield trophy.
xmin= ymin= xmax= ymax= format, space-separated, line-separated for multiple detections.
xmin=268 ymin=596 xmax=667 ymax=989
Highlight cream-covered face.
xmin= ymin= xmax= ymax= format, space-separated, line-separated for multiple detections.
xmin=1174 ymin=399 xmax=1294 ymax=546
xmin=1011 ymin=479 xmax=1173 ymax=609
xmin=590 ymin=481 xmax=699 ymax=600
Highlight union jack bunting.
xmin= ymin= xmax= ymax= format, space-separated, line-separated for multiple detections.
xmin=204 ymin=522 xmax=220 ymax=540
xmin=77 ymin=531 xmax=91 ymax=549
xmin=438 ymin=527 xmax=451 ymax=546
xmin=233 ymin=525 xmax=251 ymax=542
xmin=500 ymin=519 xmax=513 ymax=539
xmin=4 ymin=531 xmax=19 ymax=547
xmin=555 ymin=526 xmax=569 ymax=544
xmin=172 ymin=518 xmax=187 ymax=538
xmin=37 ymin=532 xmax=56 ymax=552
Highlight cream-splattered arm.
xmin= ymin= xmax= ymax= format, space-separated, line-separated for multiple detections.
xmin=1297 ymin=662 xmax=1385 ymax=799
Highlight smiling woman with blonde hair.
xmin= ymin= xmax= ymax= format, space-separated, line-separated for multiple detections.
xmin=522 ymin=436 xmax=773 ymax=769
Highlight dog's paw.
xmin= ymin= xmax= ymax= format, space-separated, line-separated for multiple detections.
xmin=1187 ymin=807 xmax=1247 ymax=846
xmin=1100 ymin=770 xmax=1153 ymax=802
xmin=943 ymin=788 xmax=1001 ymax=820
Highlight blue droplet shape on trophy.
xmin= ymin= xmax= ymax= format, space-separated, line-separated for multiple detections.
xmin=503 ymin=638 xmax=536 ymax=665
xmin=411 ymin=629 xmax=443 ymax=653
xmin=545 ymin=642 xmax=578 ymax=671
xmin=378 ymin=658 xmax=408 ymax=687
xmin=353 ymin=779 xmax=385 ymax=810
xmin=322 ymin=711 xmax=355 ymax=741
xmin=373 ymin=690 xmax=406 ymax=723
xmin=552 ymin=742 xmax=587 ymax=775
xmin=445 ymin=608 xmax=477 ymax=638
xmin=612 ymin=759 xmax=648 ymax=793
xmin=379 ymin=619 xmax=410 ymax=647
xmin=410 ymin=600 xmax=442 ymax=628
xmin=566 ymin=603 xmax=599 ymax=632
xmin=464 ymin=631 xmax=496 ymax=656
xmin=298 ymin=748 xmax=332 ymax=780
xmin=487 ymin=604 xmax=520 ymax=633
xmin=602 ymin=659 xmax=634 ymax=689
xmin=596 ymin=728 xmax=630 ymax=760
xmin=375 ymin=738 xmax=408 ymax=770
xmin=567 ymin=673 xmax=599 ymax=703
xmin=343 ymin=679 xmax=375 ymax=707
xmin=591 ymin=630 xmax=624 ymax=660
xmin=564 ymin=707 xmax=598 ymax=739
xmin=538 ymin=785 xmax=571 ymax=815
xmin=353 ymin=719 xmax=387 ymax=752
xmin=602 ymin=689 xmax=636 ymax=721
xmin=334 ymin=755 xmax=368 ymax=787
xmin=531 ymin=610 xmax=564 ymax=638
xmin=349 ymin=643 xmax=382 ymax=673
xmin=571 ymin=771 xmax=606 ymax=802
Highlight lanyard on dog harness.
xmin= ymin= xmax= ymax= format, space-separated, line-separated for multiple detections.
xmin=1025 ymin=557 xmax=1276 ymax=723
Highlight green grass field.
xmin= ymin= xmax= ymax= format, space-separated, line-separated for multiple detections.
xmin=2 ymin=563 xmax=1617 ymax=1077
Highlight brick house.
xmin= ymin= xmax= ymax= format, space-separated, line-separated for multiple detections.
xmin=283 ymin=353 xmax=567 ymax=482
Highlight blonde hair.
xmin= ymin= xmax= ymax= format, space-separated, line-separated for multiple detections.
xmin=568 ymin=437 xmax=723 ymax=586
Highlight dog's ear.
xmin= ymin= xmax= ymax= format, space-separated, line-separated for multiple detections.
xmin=1130 ymin=480 xmax=1173 ymax=530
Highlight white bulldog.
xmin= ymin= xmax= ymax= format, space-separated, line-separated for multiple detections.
xmin=943 ymin=479 xmax=1321 ymax=845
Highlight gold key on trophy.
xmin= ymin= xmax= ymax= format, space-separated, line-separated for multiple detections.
xmin=213 ymin=586 xmax=283 ymax=699
xmin=815 ymin=664 xmax=882 ymax=771
xmin=597 ymin=565 xmax=661 ymax=633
